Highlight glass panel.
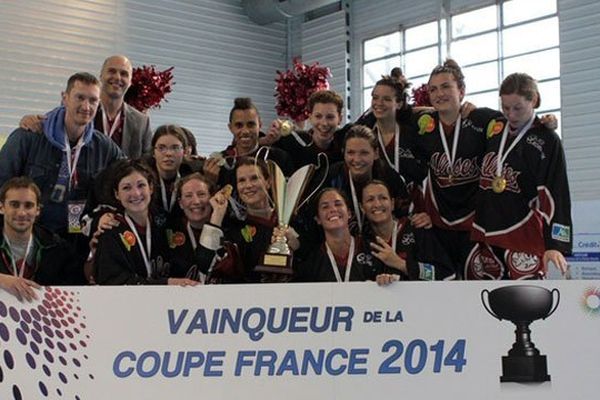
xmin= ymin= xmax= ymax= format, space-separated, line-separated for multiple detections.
xmin=503 ymin=17 xmax=559 ymax=57
xmin=406 ymin=21 xmax=438 ymax=50
xmin=404 ymin=47 xmax=439 ymax=78
xmin=452 ymin=5 xmax=497 ymax=38
xmin=363 ymin=89 xmax=373 ymax=113
xmin=503 ymin=49 xmax=560 ymax=81
xmin=363 ymin=56 xmax=402 ymax=87
xmin=364 ymin=32 xmax=401 ymax=62
xmin=464 ymin=91 xmax=499 ymax=110
xmin=538 ymin=79 xmax=561 ymax=111
xmin=450 ymin=32 xmax=498 ymax=65
xmin=463 ymin=62 xmax=499 ymax=93
xmin=408 ymin=75 xmax=429 ymax=91
xmin=504 ymin=0 xmax=557 ymax=25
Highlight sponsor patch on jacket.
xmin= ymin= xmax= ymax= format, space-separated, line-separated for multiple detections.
xmin=241 ymin=225 xmax=257 ymax=243
xmin=166 ymin=229 xmax=186 ymax=249
xmin=418 ymin=262 xmax=435 ymax=281
xmin=120 ymin=231 xmax=136 ymax=251
xmin=551 ymin=223 xmax=571 ymax=243
xmin=486 ymin=119 xmax=504 ymax=139
xmin=417 ymin=114 xmax=435 ymax=135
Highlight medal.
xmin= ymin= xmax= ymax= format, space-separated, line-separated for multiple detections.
xmin=492 ymin=176 xmax=507 ymax=193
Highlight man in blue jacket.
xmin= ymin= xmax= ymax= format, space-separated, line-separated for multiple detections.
xmin=0 ymin=72 xmax=124 ymax=281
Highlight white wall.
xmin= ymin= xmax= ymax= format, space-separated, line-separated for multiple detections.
xmin=0 ymin=0 xmax=287 ymax=155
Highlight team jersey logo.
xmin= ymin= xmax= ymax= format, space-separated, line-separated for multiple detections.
xmin=241 ymin=225 xmax=257 ymax=243
xmin=166 ymin=229 xmax=186 ymax=249
xmin=551 ymin=223 xmax=571 ymax=243
xmin=417 ymin=114 xmax=435 ymax=135
xmin=465 ymin=244 xmax=503 ymax=280
xmin=120 ymin=231 xmax=136 ymax=251
xmin=479 ymin=153 xmax=522 ymax=193
xmin=486 ymin=119 xmax=504 ymax=139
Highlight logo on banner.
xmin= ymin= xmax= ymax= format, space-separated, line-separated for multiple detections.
xmin=481 ymin=285 xmax=560 ymax=383
xmin=582 ymin=287 xmax=600 ymax=315
xmin=0 ymin=287 xmax=94 ymax=399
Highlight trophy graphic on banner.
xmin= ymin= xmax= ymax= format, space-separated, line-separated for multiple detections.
xmin=481 ymin=285 xmax=560 ymax=383
xmin=255 ymin=156 xmax=323 ymax=275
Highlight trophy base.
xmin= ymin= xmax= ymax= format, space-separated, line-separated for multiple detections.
xmin=500 ymin=354 xmax=550 ymax=382
xmin=255 ymin=253 xmax=294 ymax=275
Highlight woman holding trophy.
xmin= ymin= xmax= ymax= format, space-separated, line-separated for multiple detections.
xmin=194 ymin=157 xmax=301 ymax=283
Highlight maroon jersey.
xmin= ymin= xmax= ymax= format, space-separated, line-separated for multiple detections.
xmin=412 ymin=108 xmax=501 ymax=231
xmin=472 ymin=116 xmax=572 ymax=257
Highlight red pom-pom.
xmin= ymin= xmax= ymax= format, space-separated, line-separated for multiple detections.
xmin=411 ymin=83 xmax=431 ymax=107
xmin=274 ymin=57 xmax=331 ymax=122
xmin=125 ymin=65 xmax=175 ymax=112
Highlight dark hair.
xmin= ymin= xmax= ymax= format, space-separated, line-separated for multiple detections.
xmin=500 ymin=72 xmax=541 ymax=109
xmin=312 ymin=187 xmax=351 ymax=218
xmin=176 ymin=172 xmax=215 ymax=199
xmin=0 ymin=176 xmax=41 ymax=205
xmin=428 ymin=58 xmax=465 ymax=92
xmin=235 ymin=156 xmax=270 ymax=181
xmin=151 ymin=124 xmax=189 ymax=149
xmin=343 ymin=125 xmax=378 ymax=152
xmin=374 ymin=67 xmax=411 ymax=106
xmin=360 ymin=179 xmax=391 ymax=203
xmin=66 ymin=72 xmax=100 ymax=93
xmin=309 ymin=90 xmax=344 ymax=114
xmin=180 ymin=126 xmax=198 ymax=156
xmin=111 ymin=159 xmax=156 ymax=195
xmin=229 ymin=97 xmax=260 ymax=123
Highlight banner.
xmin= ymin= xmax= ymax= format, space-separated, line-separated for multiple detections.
xmin=0 ymin=281 xmax=599 ymax=399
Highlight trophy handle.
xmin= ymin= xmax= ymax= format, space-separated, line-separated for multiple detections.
xmin=296 ymin=152 xmax=330 ymax=211
xmin=254 ymin=147 xmax=278 ymax=209
xmin=544 ymin=288 xmax=560 ymax=319
xmin=481 ymin=289 xmax=501 ymax=320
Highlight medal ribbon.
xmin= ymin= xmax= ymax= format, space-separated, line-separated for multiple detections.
xmin=496 ymin=114 xmax=536 ymax=178
xmin=325 ymin=237 xmax=355 ymax=283
xmin=160 ymin=174 xmax=180 ymax=212
xmin=348 ymin=171 xmax=363 ymax=232
xmin=375 ymin=122 xmax=400 ymax=172
xmin=101 ymin=106 xmax=122 ymax=138
xmin=124 ymin=214 xmax=152 ymax=276
xmin=3 ymin=234 xmax=34 ymax=278
xmin=186 ymin=222 xmax=197 ymax=250
xmin=65 ymin=134 xmax=84 ymax=189
xmin=438 ymin=116 xmax=461 ymax=177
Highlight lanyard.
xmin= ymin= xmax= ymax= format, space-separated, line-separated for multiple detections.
xmin=325 ymin=237 xmax=355 ymax=283
xmin=101 ymin=106 xmax=122 ymax=138
xmin=375 ymin=122 xmax=399 ymax=172
xmin=348 ymin=172 xmax=363 ymax=232
xmin=438 ymin=116 xmax=461 ymax=177
xmin=186 ymin=222 xmax=198 ymax=250
xmin=160 ymin=174 xmax=180 ymax=212
xmin=124 ymin=214 xmax=152 ymax=276
xmin=2 ymin=234 xmax=33 ymax=278
xmin=496 ymin=114 xmax=536 ymax=177
xmin=391 ymin=219 xmax=399 ymax=253
xmin=65 ymin=134 xmax=84 ymax=189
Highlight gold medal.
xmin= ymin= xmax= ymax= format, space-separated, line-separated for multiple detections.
xmin=492 ymin=176 xmax=507 ymax=193
xmin=279 ymin=120 xmax=294 ymax=136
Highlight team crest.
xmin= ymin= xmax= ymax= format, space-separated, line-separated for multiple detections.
xmin=486 ymin=119 xmax=504 ymax=139
xmin=241 ymin=225 xmax=257 ymax=243
xmin=120 ymin=231 xmax=136 ymax=251
xmin=417 ymin=114 xmax=435 ymax=135
xmin=166 ymin=229 xmax=186 ymax=249
xmin=465 ymin=244 xmax=503 ymax=280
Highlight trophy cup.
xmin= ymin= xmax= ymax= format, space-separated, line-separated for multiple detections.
xmin=255 ymin=162 xmax=316 ymax=274
xmin=481 ymin=285 xmax=560 ymax=382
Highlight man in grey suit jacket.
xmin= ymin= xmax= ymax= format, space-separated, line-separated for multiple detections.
xmin=19 ymin=55 xmax=152 ymax=158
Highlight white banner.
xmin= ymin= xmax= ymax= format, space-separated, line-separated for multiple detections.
xmin=0 ymin=281 xmax=599 ymax=399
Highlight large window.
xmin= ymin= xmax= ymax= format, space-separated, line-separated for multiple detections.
xmin=362 ymin=0 xmax=560 ymax=132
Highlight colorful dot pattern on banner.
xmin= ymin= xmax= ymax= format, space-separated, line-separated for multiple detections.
xmin=0 ymin=287 xmax=93 ymax=399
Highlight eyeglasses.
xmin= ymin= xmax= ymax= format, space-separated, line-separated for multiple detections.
xmin=155 ymin=145 xmax=184 ymax=154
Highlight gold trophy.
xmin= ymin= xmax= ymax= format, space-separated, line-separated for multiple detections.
xmin=255 ymin=161 xmax=316 ymax=274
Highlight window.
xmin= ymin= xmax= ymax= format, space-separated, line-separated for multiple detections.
xmin=361 ymin=0 xmax=561 ymax=134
